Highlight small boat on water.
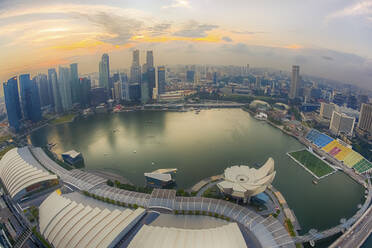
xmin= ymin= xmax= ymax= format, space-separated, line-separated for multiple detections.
xmin=312 ymin=180 xmax=318 ymax=185
xmin=151 ymin=161 xmax=155 ymax=165
xmin=133 ymin=150 xmax=137 ymax=154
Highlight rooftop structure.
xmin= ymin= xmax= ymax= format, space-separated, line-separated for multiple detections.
xmin=39 ymin=191 xmax=145 ymax=248
xmin=217 ymin=158 xmax=275 ymax=203
xmin=128 ymin=223 xmax=247 ymax=248
xmin=0 ymin=147 xmax=58 ymax=199
xmin=62 ymin=150 xmax=83 ymax=165
xmin=144 ymin=168 xmax=177 ymax=188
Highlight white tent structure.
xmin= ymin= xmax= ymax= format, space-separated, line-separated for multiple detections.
xmin=128 ymin=223 xmax=247 ymax=248
xmin=39 ymin=191 xmax=145 ymax=248
xmin=0 ymin=147 xmax=58 ymax=199
xmin=217 ymin=158 xmax=275 ymax=203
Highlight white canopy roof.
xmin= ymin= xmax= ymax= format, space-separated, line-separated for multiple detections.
xmin=0 ymin=147 xmax=58 ymax=198
xmin=128 ymin=223 xmax=247 ymax=248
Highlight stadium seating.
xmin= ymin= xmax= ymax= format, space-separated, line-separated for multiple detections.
xmin=305 ymin=129 xmax=334 ymax=148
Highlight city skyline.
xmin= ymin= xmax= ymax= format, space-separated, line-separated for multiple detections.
xmin=0 ymin=0 xmax=372 ymax=90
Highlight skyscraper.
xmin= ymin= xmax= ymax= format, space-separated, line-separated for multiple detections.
xmin=147 ymin=67 xmax=156 ymax=99
xmin=19 ymin=74 xmax=42 ymax=122
xmin=99 ymin=54 xmax=110 ymax=91
xmin=3 ymin=77 xmax=22 ymax=131
xmin=186 ymin=70 xmax=195 ymax=83
xmin=34 ymin=74 xmax=51 ymax=107
xmin=158 ymin=66 xmax=166 ymax=94
xmin=320 ymin=102 xmax=336 ymax=119
xmin=113 ymin=81 xmax=122 ymax=102
xmin=130 ymin=50 xmax=141 ymax=83
xmin=289 ymin=65 xmax=300 ymax=99
xmin=146 ymin=51 xmax=154 ymax=69
xmin=358 ymin=103 xmax=372 ymax=134
xmin=79 ymin=77 xmax=91 ymax=108
xmin=58 ymin=66 xmax=73 ymax=112
xmin=70 ymin=63 xmax=80 ymax=103
xmin=48 ymin=68 xmax=62 ymax=113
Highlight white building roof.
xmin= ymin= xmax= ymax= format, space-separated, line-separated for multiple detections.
xmin=0 ymin=147 xmax=58 ymax=198
xmin=217 ymin=158 xmax=276 ymax=197
xmin=128 ymin=223 xmax=247 ymax=248
xmin=144 ymin=173 xmax=172 ymax=182
xmin=39 ymin=191 xmax=146 ymax=248
xmin=62 ymin=150 xmax=81 ymax=159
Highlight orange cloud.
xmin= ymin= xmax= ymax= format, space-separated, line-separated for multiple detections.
xmin=284 ymin=44 xmax=303 ymax=50
xmin=130 ymin=34 xmax=221 ymax=43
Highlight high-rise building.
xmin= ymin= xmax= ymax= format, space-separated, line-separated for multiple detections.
xmin=129 ymin=83 xmax=141 ymax=102
xmin=146 ymin=51 xmax=154 ymax=69
xmin=70 ymin=63 xmax=80 ymax=103
xmin=358 ymin=103 xmax=372 ymax=134
xmin=147 ymin=67 xmax=156 ymax=99
xmin=329 ymin=111 xmax=355 ymax=136
xmin=158 ymin=66 xmax=166 ymax=94
xmin=186 ymin=70 xmax=195 ymax=83
xmin=99 ymin=54 xmax=110 ymax=91
xmin=255 ymin=76 xmax=262 ymax=88
xmin=33 ymin=74 xmax=51 ymax=107
xmin=58 ymin=66 xmax=73 ymax=112
xmin=141 ymin=72 xmax=149 ymax=104
xmin=48 ymin=68 xmax=62 ymax=113
xmin=320 ymin=102 xmax=336 ymax=119
xmin=3 ymin=77 xmax=22 ymax=131
xmin=113 ymin=81 xmax=122 ymax=102
xmin=19 ymin=74 xmax=42 ymax=122
xmin=79 ymin=78 xmax=91 ymax=108
xmin=90 ymin=87 xmax=106 ymax=106
xmin=130 ymin=50 xmax=141 ymax=83
xmin=289 ymin=65 xmax=300 ymax=99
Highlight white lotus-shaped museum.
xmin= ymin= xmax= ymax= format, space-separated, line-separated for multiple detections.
xmin=217 ymin=158 xmax=275 ymax=202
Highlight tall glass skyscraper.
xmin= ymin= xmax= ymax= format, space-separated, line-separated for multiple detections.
xmin=99 ymin=54 xmax=110 ymax=91
xmin=19 ymin=74 xmax=42 ymax=122
xmin=58 ymin=66 xmax=73 ymax=112
xmin=48 ymin=68 xmax=62 ymax=113
xmin=3 ymin=77 xmax=22 ymax=131
xmin=70 ymin=63 xmax=80 ymax=103
xmin=130 ymin=50 xmax=141 ymax=83
xmin=79 ymin=77 xmax=91 ymax=108
xmin=34 ymin=74 xmax=51 ymax=107
xmin=158 ymin=66 xmax=166 ymax=94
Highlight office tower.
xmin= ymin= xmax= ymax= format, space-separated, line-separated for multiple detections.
xmin=58 ymin=66 xmax=73 ymax=112
xmin=186 ymin=70 xmax=195 ymax=83
xmin=347 ymin=95 xmax=358 ymax=110
xmin=113 ymin=81 xmax=122 ymax=102
xmin=70 ymin=63 xmax=80 ymax=103
xmin=320 ymin=103 xmax=336 ymax=119
xmin=147 ymin=67 xmax=156 ymax=99
xmin=358 ymin=103 xmax=372 ymax=134
xmin=158 ymin=66 xmax=166 ymax=94
xmin=3 ymin=77 xmax=22 ymax=131
xmin=48 ymin=68 xmax=62 ymax=113
xmin=141 ymin=72 xmax=149 ymax=104
xmin=255 ymin=76 xmax=261 ymax=88
xmin=32 ymin=74 xmax=50 ymax=107
xmin=289 ymin=65 xmax=300 ymax=99
xmin=99 ymin=54 xmax=110 ymax=91
xmin=329 ymin=111 xmax=355 ymax=136
xmin=333 ymin=93 xmax=347 ymax=106
xmin=213 ymin=72 xmax=218 ymax=84
xmin=119 ymin=73 xmax=129 ymax=100
xmin=90 ymin=87 xmax=106 ymax=106
xmin=146 ymin=51 xmax=154 ymax=69
xmin=19 ymin=74 xmax=42 ymax=122
xmin=130 ymin=50 xmax=141 ymax=83
xmin=79 ymin=78 xmax=91 ymax=108
xmin=129 ymin=83 xmax=141 ymax=102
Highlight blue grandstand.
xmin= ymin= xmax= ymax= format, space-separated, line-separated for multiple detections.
xmin=305 ymin=129 xmax=334 ymax=148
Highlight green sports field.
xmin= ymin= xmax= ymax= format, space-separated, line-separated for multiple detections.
xmin=289 ymin=150 xmax=334 ymax=178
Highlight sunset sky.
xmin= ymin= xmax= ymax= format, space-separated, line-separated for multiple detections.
xmin=1 ymin=0 xmax=372 ymax=89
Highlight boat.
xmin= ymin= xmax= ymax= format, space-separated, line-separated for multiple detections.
xmin=133 ymin=150 xmax=137 ymax=154
xmin=254 ymin=112 xmax=268 ymax=121
xmin=312 ymin=180 xmax=318 ymax=185
xmin=152 ymin=161 xmax=155 ymax=165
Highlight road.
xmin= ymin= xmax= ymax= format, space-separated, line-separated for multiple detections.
xmin=330 ymin=205 xmax=372 ymax=248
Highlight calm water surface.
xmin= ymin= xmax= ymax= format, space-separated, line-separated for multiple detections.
xmin=30 ymin=109 xmax=365 ymax=233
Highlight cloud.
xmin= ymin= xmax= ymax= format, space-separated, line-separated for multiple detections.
xmin=173 ymin=20 xmax=218 ymax=38
xmin=322 ymin=56 xmax=333 ymax=61
xmin=231 ymin=30 xmax=267 ymax=35
xmin=327 ymin=1 xmax=372 ymax=20
xmin=221 ymin=43 xmax=250 ymax=53
xmin=147 ymin=23 xmax=172 ymax=36
xmin=222 ymin=36 xmax=232 ymax=42
xmin=162 ymin=0 xmax=191 ymax=9
xmin=77 ymin=12 xmax=143 ymax=45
